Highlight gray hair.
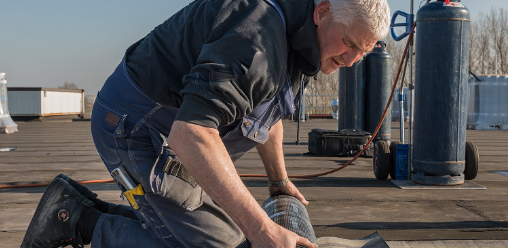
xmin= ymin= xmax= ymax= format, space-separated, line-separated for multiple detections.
xmin=314 ymin=0 xmax=391 ymax=40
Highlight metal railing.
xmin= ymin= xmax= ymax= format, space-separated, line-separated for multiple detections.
xmin=305 ymin=95 xmax=337 ymax=114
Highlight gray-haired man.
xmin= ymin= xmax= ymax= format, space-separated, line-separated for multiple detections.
xmin=22 ymin=0 xmax=390 ymax=247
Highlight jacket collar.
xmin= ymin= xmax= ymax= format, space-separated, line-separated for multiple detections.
xmin=278 ymin=0 xmax=321 ymax=76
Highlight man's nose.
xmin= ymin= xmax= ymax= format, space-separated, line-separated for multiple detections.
xmin=344 ymin=51 xmax=365 ymax=67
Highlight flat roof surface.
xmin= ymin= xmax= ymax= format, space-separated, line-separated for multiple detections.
xmin=0 ymin=119 xmax=507 ymax=247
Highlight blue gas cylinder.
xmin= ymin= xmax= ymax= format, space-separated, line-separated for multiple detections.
xmin=338 ymin=58 xmax=365 ymax=131
xmin=365 ymin=41 xmax=392 ymax=142
xmin=413 ymin=0 xmax=470 ymax=185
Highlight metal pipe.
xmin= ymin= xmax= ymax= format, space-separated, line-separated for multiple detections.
xmin=296 ymin=76 xmax=304 ymax=145
xmin=408 ymin=0 xmax=415 ymax=179
xmin=300 ymin=89 xmax=306 ymax=122
xmin=81 ymin=90 xmax=85 ymax=118
xmin=399 ymin=53 xmax=407 ymax=144
xmin=469 ymin=70 xmax=482 ymax=82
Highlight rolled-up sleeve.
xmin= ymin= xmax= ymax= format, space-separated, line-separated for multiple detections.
xmin=174 ymin=4 xmax=288 ymax=129
xmin=176 ymin=63 xmax=252 ymax=128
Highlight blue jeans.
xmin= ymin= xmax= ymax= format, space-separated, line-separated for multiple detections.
xmin=90 ymin=46 xmax=289 ymax=247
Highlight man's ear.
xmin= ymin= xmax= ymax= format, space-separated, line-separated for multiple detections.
xmin=313 ymin=1 xmax=331 ymax=26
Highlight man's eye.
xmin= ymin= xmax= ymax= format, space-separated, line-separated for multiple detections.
xmin=342 ymin=38 xmax=351 ymax=47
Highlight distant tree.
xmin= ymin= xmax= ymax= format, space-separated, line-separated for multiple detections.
xmin=384 ymin=36 xmax=411 ymax=88
xmin=484 ymin=8 xmax=507 ymax=75
xmin=306 ymin=71 xmax=339 ymax=114
xmin=58 ymin=82 xmax=79 ymax=90
xmin=469 ymin=8 xmax=507 ymax=75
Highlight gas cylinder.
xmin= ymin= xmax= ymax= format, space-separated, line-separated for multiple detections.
xmin=413 ymin=0 xmax=470 ymax=185
xmin=365 ymin=41 xmax=392 ymax=142
xmin=338 ymin=58 xmax=364 ymax=131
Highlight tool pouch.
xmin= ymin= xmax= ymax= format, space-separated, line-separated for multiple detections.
xmin=151 ymin=147 xmax=204 ymax=211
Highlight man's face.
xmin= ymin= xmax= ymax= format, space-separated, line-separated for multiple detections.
xmin=314 ymin=2 xmax=378 ymax=74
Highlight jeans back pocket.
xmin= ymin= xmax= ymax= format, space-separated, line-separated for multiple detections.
xmin=91 ymin=95 xmax=128 ymax=165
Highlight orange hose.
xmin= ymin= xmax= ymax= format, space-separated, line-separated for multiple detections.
xmin=0 ymin=179 xmax=115 ymax=189
xmin=0 ymin=23 xmax=417 ymax=189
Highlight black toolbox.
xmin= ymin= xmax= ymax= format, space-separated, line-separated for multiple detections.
xmin=308 ymin=129 xmax=373 ymax=157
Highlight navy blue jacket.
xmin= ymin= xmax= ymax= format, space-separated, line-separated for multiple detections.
xmin=126 ymin=0 xmax=321 ymax=129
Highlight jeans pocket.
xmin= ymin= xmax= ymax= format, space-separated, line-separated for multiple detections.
xmin=150 ymin=146 xmax=203 ymax=211
xmin=91 ymin=95 xmax=128 ymax=165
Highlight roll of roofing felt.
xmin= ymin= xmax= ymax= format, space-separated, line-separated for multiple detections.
xmin=261 ymin=194 xmax=316 ymax=247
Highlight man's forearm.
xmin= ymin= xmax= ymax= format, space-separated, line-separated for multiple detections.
xmin=256 ymin=120 xmax=287 ymax=182
xmin=256 ymin=120 xmax=308 ymax=205
xmin=167 ymin=120 xmax=271 ymax=240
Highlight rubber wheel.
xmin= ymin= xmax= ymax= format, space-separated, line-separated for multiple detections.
xmin=389 ymin=141 xmax=400 ymax=180
xmin=373 ymin=141 xmax=390 ymax=180
xmin=464 ymin=141 xmax=479 ymax=180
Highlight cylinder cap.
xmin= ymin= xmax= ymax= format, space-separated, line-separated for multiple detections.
xmin=372 ymin=41 xmax=386 ymax=53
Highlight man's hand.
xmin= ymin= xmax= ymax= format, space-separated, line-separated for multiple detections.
xmin=249 ymin=221 xmax=317 ymax=248
xmin=269 ymin=180 xmax=309 ymax=205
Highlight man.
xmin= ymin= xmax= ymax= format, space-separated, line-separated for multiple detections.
xmin=22 ymin=0 xmax=390 ymax=247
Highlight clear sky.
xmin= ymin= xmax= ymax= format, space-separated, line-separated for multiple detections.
xmin=1 ymin=0 xmax=507 ymax=95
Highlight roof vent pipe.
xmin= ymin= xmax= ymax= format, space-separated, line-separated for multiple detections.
xmin=0 ymin=73 xmax=18 ymax=134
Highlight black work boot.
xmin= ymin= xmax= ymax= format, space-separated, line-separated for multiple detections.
xmin=55 ymin=174 xmax=98 ymax=199
xmin=55 ymin=174 xmax=139 ymax=221
xmin=21 ymin=178 xmax=95 ymax=248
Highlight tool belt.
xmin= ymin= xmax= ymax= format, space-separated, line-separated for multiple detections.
xmin=111 ymin=157 xmax=197 ymax=209
xmin=161 ymin=158 xmax=197 ymax=188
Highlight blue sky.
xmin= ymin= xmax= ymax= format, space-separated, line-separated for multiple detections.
xmin=1 ymin=0 xmax=507 ymax=95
